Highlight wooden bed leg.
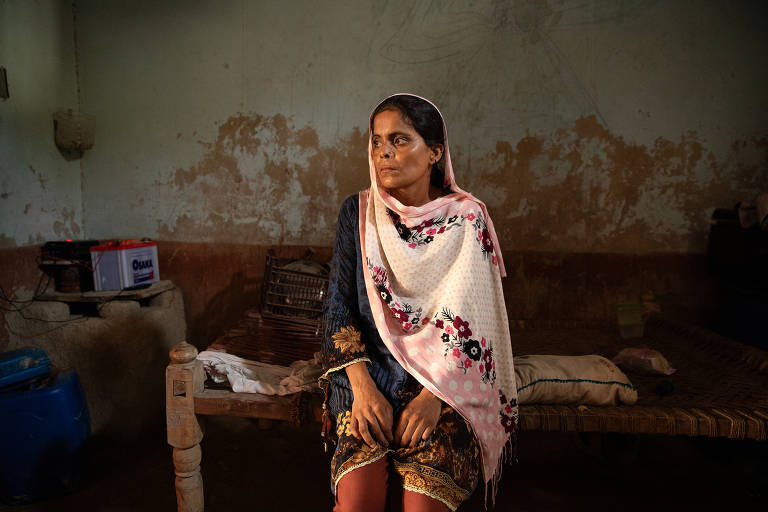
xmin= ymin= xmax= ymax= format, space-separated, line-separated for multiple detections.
xmin=166 ymin=341 xmax=205 ymax=512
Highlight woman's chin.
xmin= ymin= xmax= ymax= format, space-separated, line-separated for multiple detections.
xmin=378 ymin=176 xmax=401 ymax=190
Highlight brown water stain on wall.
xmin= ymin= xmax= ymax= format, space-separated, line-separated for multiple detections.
xmin=160 ymin=112 xmax=766 ymax=253
xmin=52 ymin=207 xmax=81 ymax=239
xmin=159 ymin=113 xmax=368 ymax=245
xmin=469 ymin=115 xmax=767 ymax=253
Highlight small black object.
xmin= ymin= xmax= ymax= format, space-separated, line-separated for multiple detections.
xmin=0 ymin=67 xmax=8 ymax=99
xmin=40 ymin=240 xmax=100 ymax=293
xmin=41 ymin=240 xmax=99 ymax=261
xmin=655 ymin=379 xmax=674 ymax=396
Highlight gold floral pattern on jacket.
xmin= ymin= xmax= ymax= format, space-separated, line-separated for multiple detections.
xmin=332 ymin=325 xmax=365 ymax=354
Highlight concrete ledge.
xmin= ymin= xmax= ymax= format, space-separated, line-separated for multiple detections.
xmin=99 ymin=300 xmax=141 ymax=318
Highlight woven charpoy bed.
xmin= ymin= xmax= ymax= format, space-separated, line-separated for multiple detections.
xmin=165 ymin=310 xmax=768 ymax=511
xmin=510 ymin=316 xmax=768 ymax=440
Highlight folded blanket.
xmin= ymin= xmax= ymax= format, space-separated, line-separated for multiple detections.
xmin=197 ymin=350 xmax=322 ymax=395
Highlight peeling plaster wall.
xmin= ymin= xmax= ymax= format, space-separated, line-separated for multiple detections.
xmin=2 ymin=1 xmax=767 ymax=350
xmin=0 ymin=0 xmax=84 ymax=247
xmin=75 ymin=0 xmax=768 ymax=253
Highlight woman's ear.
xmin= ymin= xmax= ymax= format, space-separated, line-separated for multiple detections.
xmin=430 ymin=144 xmax=444 ymax=164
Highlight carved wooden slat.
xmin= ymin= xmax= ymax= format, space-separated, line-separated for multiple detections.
xmin=193 ymin=389 xmax=297 ymax=421
xmin=166 ymin=342 xmax=205 ymax=512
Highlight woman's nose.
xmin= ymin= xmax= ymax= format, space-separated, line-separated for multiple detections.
xmin=378 ymin=142 xmax=393 ymax=158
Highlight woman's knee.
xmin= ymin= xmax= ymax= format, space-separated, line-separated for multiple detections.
xmin=334 ymin=458 xmax=389 ymax=512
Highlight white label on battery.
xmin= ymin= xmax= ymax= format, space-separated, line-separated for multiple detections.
xmin=129 ymin=249 xmax=156 ymax=285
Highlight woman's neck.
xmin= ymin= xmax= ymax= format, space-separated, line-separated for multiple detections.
xmin=387 ymin=184 xmax=441 ymax=207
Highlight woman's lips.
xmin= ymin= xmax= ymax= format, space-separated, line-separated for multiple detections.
xmin=379 ymin=166 xmax=398 ymax=173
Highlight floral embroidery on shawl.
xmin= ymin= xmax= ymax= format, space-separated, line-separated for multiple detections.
xmin=387 ymin=207 xmax=500 ymax=268
xmin=433 ymin=308 xmax=497 ymax=385
xmin=470 ymin=210 xmax=499 ymax=266
xmin=367 ymin=257 xmax=425 ymax=331
xmin=387 ymin=208 xmax=464 ymax=248
xmin=498 ymin=391 xmax=519 ymax=434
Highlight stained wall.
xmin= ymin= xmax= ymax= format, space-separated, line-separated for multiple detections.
xmin=2 ymin=1 xmax=768 ymax=350
xmin=0 ymin=0 xmax=83 ymax=247
xmin=72 ymin=0 xmax=768 ymax=253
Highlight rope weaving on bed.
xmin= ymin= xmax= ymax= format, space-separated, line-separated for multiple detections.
xmin=203 ymin=311 xmax=767 ymax=439
xmin=511 ymin=316 xmax=768 ymax=439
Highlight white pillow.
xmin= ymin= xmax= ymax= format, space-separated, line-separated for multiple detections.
xmin=515 ymin=355 xmax=638 ymax=405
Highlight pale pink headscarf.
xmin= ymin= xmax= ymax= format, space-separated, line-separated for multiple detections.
xmin=359 ymin=94 xmax=518 ymax=501
xmin=363 ymin=94 xmax=506 ymax=278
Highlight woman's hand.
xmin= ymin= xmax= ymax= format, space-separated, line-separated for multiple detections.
xmin=346 ymin=362 xmax=393 ymax=449
xmin=394 ymin=387 xmax=442 ymax=448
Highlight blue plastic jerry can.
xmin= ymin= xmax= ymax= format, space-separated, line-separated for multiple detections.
xmin=0 ymin=347 xmax=91 ymax=504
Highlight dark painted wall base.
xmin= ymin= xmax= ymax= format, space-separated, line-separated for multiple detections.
xmin=1 ymin=243 xmax=716 ymax=352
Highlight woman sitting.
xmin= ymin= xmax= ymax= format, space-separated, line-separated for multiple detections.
xmin=321 ymin=94 xmax=518 ymax=511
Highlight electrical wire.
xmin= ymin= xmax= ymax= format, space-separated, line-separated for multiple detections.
xmin=1 ymin=284 xmax=152 ymax=339
xmin=2 ymin=239 xmax=166 ymax=337
xmin=1 ymin=263 xmax=129 ymax=331
xmin=0 ymin=270 xmax=52 ymax=313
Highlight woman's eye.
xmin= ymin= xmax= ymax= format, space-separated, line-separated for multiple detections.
xmin=372 ymin=139 xmax=380 ymax=147
xmin=395 ymin=137 xmax=407 ymax=145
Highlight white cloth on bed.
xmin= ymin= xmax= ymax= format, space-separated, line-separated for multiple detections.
xmin=196 ymin=350 xmax=323 ymax=395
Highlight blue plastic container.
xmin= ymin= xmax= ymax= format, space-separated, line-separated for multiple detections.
xmin=0 ymin=346 xmax=51 ymax=391
xmin=0 ymin=367 xmax=91 ymax=504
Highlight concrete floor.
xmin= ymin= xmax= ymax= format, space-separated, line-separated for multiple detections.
xmin=2 ymin=415 xmax=765 ymax=512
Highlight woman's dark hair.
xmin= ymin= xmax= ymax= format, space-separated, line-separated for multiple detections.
xmin=371 ymin=95 xmax=447 ymax=188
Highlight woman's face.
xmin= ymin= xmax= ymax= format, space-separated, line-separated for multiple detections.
xmin=371 ymin=109 xmax=442 ymax=196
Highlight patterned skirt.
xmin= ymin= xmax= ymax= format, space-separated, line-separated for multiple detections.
xmin=331 ymin=391 xmax=480 ymax=511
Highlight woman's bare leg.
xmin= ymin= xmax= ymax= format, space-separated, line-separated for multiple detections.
xmin=334 ymin=457 xmax=389 ymax=512
xmin=402 ymin=490 xmax=449 ymax=512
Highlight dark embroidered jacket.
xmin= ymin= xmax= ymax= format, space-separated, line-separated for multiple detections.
xmin=321 ymin=194 xmax=411 ymax=419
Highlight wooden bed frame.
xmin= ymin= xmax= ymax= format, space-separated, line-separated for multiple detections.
xmin=165 ymin=316 xmax=768 ymax=512
xmin=165 ymin=342 xmax=323 ymax=512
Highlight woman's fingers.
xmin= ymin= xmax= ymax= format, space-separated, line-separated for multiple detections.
xmin=393 ymin=417 xmax=433 ymax=448
xmin=357 ymin=416 xmax=378 ymax=449
xmin=400 ymin=417 xmax=418 ymax=447
xmin=379 ymin=405 xmax=394 ymax=443
xmin=349 ymin=414 xmax=360 ymax=440
xmin=409 ymin=422 xmax=428 ymax=447
xmin=351 ymin=400 xmax=394 ymax=449
xmin=393 ymin=415 xmax=406 ymax=443
xmin=365 ymin=410 xmax=389 ymax=447
xmin=421 ymin=424 xmax=435 ymax=442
